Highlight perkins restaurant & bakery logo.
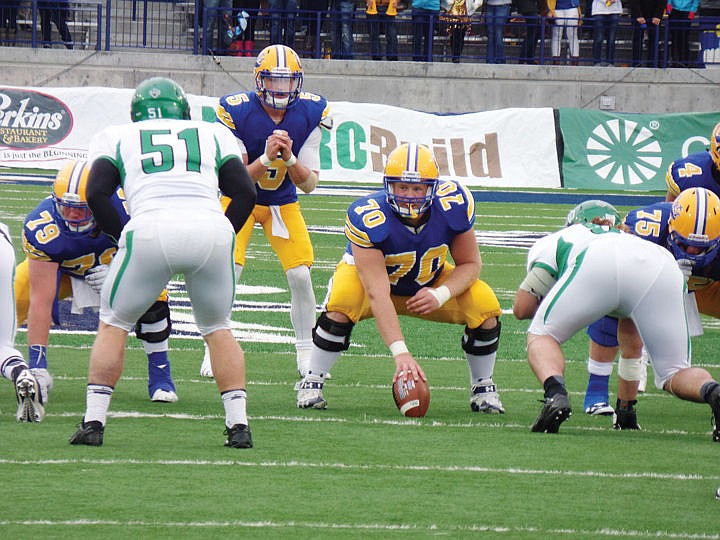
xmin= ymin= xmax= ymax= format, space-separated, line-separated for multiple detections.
xmin=0 ymin=89 xmax=73 ymax=149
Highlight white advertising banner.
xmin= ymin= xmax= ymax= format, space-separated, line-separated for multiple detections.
xmin=0 ymin=86 xmax=561 ymax=188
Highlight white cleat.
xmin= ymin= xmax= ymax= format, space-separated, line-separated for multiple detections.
xmin=470 ymin=380 xmax=505 ymax=414
xmin=150 ymin=388 xmax=179 ymax=403
xmin=30 ymin=368 xmax=53 ymax=406
xmin=200 ymin=343 xmax=214 ymax=378
xmin=296 ymin=375 xmax=327 ymax=409
xmin=15 ymin=369 xmax=45 ymax=423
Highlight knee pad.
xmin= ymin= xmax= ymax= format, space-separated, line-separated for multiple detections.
xmin=462 ymin=320 xmax=501 ymax=355
xmin=312 ymin=312 xmax=353 ymax=352
xmin=135 ymin=300 xmax=172 ymax=343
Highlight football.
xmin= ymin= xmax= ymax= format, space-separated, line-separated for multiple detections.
xmin=392 ymin=376 xmax=430 ymax=417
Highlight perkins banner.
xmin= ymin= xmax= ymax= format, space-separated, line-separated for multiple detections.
xmin=0 ymin=86 xmax=560 ymax=188
xmin=559 ymin=108 xmax=720 ymax=192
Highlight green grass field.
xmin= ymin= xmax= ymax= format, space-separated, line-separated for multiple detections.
xmin=1 ymin=182 xmax=719 ymax=539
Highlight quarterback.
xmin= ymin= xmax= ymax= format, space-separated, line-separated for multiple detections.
xmin=70 ymin=77 xmax=256 ymax=448
xmin=15 ymin=160 xmax=178 ymax=404
xmin=513 ymin=206 xmax=720 ymax=441
xmin=214 ymin=44 xmax=332 ymax=379
xmin=296 ymin=142 xmax=505 ymax=413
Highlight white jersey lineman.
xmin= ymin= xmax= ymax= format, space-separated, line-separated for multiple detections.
xmin=88 ymin=119 xmax=244 ymax=335
xmin=0 ymin=222 xmax=24 ymax=368
xmin=526 ymin=224 xmax=690 ymax=390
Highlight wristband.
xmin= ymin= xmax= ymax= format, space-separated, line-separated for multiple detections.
xmin=428 ymin=285 xmax=451 ymax=307
xmin=284 ymin=154 xmax=297 ymax=167
xmin=259 ymin=154 xmax=273 ymax=167
xmin=389 ymin=340 xmax=409 ymax=357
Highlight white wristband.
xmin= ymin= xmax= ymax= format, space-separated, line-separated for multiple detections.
xmin=389 ymin=340 xmax=409 ymax=357
xmin=284 ymin=154 xmax=297 ymax=167
xmin=428 ymin=285 xmax=451 ymax=307
xmin=259 ymin=154 xmax=273 ymax=167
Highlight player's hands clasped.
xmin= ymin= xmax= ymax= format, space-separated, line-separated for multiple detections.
xmin=265 ymin=129 xmax=294 ymax=162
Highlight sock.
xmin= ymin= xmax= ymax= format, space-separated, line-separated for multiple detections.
xmin=586 ymin=374 xmax=610 ymax=399
xmin=85 ymin=384 xmax=114 ymax=425
xmin=222 ymin=389 xmax=248 ymax=427
xmin=28 ymin=344 xmax=47 ymax=370
xmin=147 ymin=351 xmax=175 ymax=393
xmin=296 ymin=340 xmax=312 ymax=375
xmin=543 ymin=375 xmax=567 ymax=399
xmin=466 ymin=352 xmax=497 ymax=386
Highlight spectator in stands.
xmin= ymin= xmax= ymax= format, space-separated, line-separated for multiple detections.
xmin=301 ymin=0 xmax=329 ymax=57
xmin=591 ymin=0 xmax=623 ymax=65
xmin=666 ymin=0 xmax=699 ymax=67
xmin=547 ymin=0 xmax=581 ymax=64
xmin=1 ymin=0 xmax=19 ymax=46
xmin=38 ymin=0 xmax=73 ymax=49
xmin=332 ymin=0 xmax=355 ymax=58
xmin=205 ymin=0 xmax=232 ymax=52
xmin=233 ymin=0 xmax=260 ymax=56
xmin=440 ymin=0 xmax=472 ymax=63
xmin=516 ymin=0 xmax=545 ymax=64
xmin=412 ymin=0 xmax=440 ymax=61
xmin=269 ymin=0 xmax=298 ymax=47
xmin=630 ymin=0 xmax=664 ymax=67
xmin=485 ymin=0 xmax=512 ymax=63
xmin=367 ymin=0 xmax=399 ymax=60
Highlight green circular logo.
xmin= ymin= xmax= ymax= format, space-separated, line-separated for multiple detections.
xmin=586 ymin=119 xmax=664 ymax=186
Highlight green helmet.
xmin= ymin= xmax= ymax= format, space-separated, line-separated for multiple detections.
xmin=565 ymin=200 xmax=621 ymax=228
xmin=130 ymin=77 xmax=190 ymax=122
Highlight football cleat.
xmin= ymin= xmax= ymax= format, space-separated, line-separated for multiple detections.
xmin=69 ymin=420 xmax=104 ymax=446
xmin=710 ymin=388 xmax=720 ymax=443
xmin=470 ymin=380 xmax=505 ymax=414
xmin=150 ymin=388 xmax=179 ymax=403
xmin=613 ymin=400 xmax=641 ymax=430
xmin=224 ymin=423 xmax=253 ymax=448
xmin=30 ymin=367 xmax=53 ymax=406
xmin=531 ymin=394 xmax=572 ymax=433
xmin=585 ymin=402 xmax=614 ymax=416
xmin=296 ymin=375 xmax=327 ymax=409
xmin=15 ymin=369 xmax=45 ymax=423
xmin=199 ymin=344 xmax=214 ymax=378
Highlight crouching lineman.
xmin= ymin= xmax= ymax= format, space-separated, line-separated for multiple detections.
xmin=15 ymin=160 xmax=179 ymax=404
xmin=1 ymin=221 xmax=44 ymax=422
xmin=513 ymin=198 xmax=720 ymax=441
xmin=296 ymin=142 xmax=504 ymax=413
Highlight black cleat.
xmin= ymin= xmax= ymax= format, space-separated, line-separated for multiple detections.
xmin=613 ymin=399 xmax=641 ymax=430
xmin=69 ymin=420 xmax=104 ymax=446
xmin=710 ymin=389 xmax=720 ymax=443
xmin=531 ymin=394 xmax=572 ymax=433
xmin=224 ymin=423 xmax=253 ymax=448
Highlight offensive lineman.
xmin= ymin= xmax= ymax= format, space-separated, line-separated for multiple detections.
xmin=69 ymin=77 xmax=257 ymax=448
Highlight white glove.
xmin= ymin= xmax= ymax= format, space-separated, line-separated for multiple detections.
xmin=677 ymin=258 xmax=694 ymax=282
xmin=85 ymin=264 xmax=109 ymax=294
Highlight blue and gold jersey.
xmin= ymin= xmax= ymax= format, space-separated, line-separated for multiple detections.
xmin=666 ymin=151 xmax=720 ymax=198
xmin=344 ymin=180 xmax=475 ymax=297
xmin=216 ymin=91 xmax=330 ymax=206
xmin=22 ymin=195 xmax=129 ymax=279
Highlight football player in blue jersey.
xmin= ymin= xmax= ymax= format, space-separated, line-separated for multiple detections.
xmin=1 ymin=221 xmax=45 ymax=423
xmin=14 ymin=160 xmax=178 ymax=405
xmin=296 ymin=142 xmax=505 ymax=413
xmin=583 ymin=188 xmax=720 ymax=428
xmin=214 ymin=44 xmax=332 ymax=379
xmin=665 ymin=122 xmax=720 ymax=202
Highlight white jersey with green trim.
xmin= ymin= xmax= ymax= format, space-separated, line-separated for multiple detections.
xmin=88 ymin=119 xmax=243 ymax=218
xmin=526 ymin=223 xmax=620 ymax=278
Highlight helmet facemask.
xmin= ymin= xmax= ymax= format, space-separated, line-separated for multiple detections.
xmin=256 ymin=69 xmax=302 ymax=110
xmin=53 ymin=192 xmax=94 ymax=234
xmin=384 ymin=174 xmax=438 ymax=219
xmin=668 ymin=188 xmax=720 ymax=267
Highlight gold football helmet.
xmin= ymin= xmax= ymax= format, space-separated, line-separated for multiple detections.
xmin=254 ymin=44 xmax=303 ymax=110
xmin=710 ymin=122 xmax=720 ymax=170
xmin=383 ymin=143 xmax=439 ymax=218
xmin=668 ymin=187 xmax=720 ymax=267
xmin=52 ymin=160 xmax=94 ymax=234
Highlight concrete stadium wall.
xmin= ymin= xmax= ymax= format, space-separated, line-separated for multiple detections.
xmin=1 ymin=47 xmax=719 ymax=114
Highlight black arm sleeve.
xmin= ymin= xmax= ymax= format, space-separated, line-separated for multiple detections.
xmin=219 ymin=157 xmax=257 ymax=234
xmin=86 ymin=157 xmax=124 ymax=243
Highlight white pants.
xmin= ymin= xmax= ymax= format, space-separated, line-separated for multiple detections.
xmin=100 ymin=211 xmax=237 ymax=336
xmin=551 ymin=8 xmax=580 ymax=58
xmin=0 ymin=223 xmax=23 ymax=365
xmin=528 ymin=236 xmax=690 ymax=390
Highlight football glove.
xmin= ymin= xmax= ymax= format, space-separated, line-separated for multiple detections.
xmin=677 ymin=258 xmax=694 ymax=283
xmin=85 ymin=264 xmax=109 ymax=294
